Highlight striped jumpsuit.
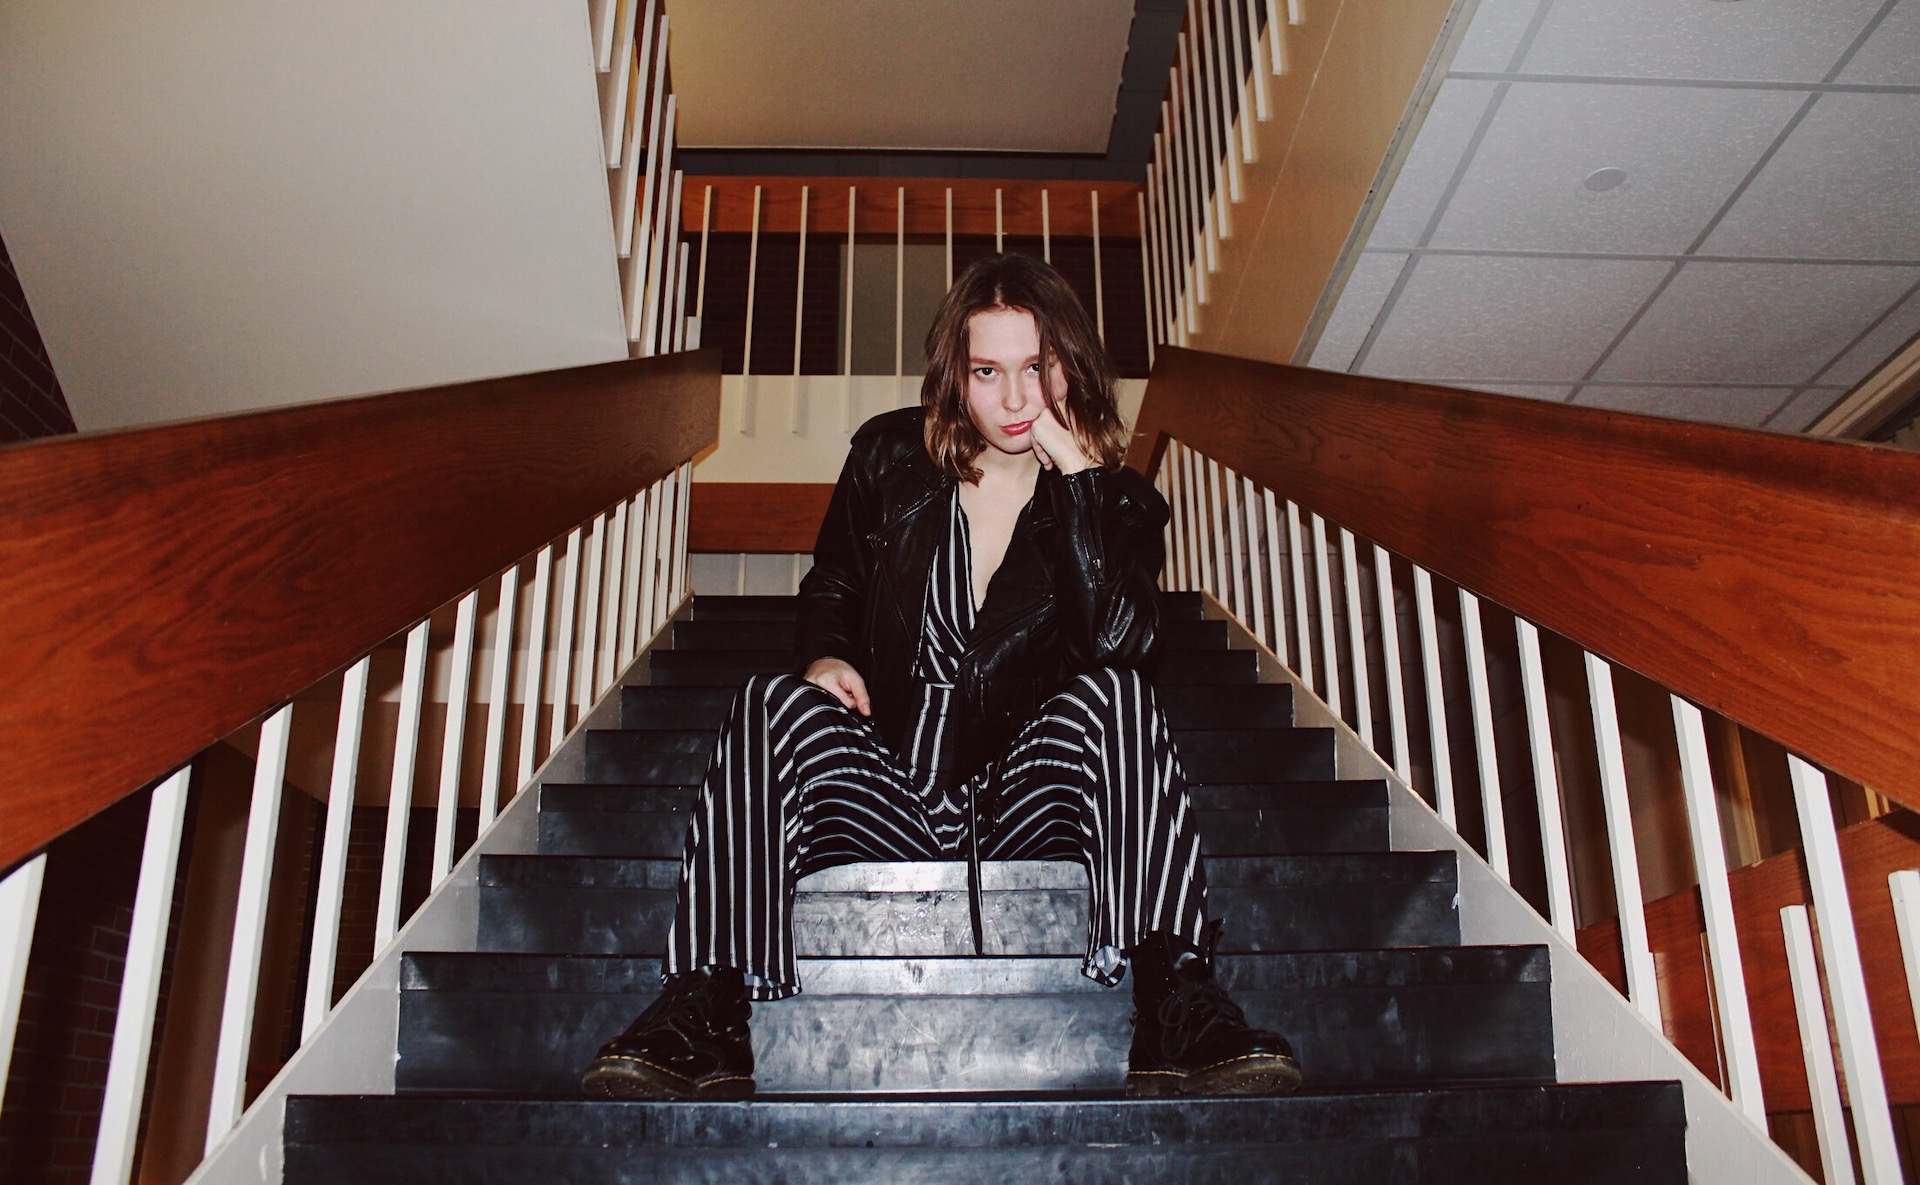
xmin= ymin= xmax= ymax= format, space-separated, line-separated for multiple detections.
xmin=665 ymin=490 xmax=1208 ymax=1001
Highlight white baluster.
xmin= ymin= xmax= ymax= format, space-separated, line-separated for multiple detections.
xmin=90 ymin=767 xmax=191 ymax=1185
xmin=1262 ymin=490 xmax=1288 ymax=667
xmin=638 ymin=481 xmax=663 ymax=644
xmin=1183 ymin=446 xmax=1207 ymax=595
xmin=1208 ymin=460 xmax=1233 ymax=606
xmin=1373 ymin=545 xmax=1411 ymax=784
xmin=694 ymin=183 xmax=714 ymax=338
xmin=1340 ymin=528 xmax=1373 ymax=750
xmin=844 ymin=185 xmax=858 ymax=431
xmin=1412 ymin=566 xmax=1453 ymax=823
xmin=638 ymin=92 xmax=676 ymax=355
xmin=612 ymin=44 xmax=645 ymax=255
xmin=740 ymin=184 xmax=762 ymax=424
xmin=303 ymin=658 xmax=369 ymax=1040
xmin=1458 ymin=590 xmax=1508 ymax=879
xmin=1286 ymin=500 xmax=1313 ymax=688
xmin=620 ymin=492 xmax=647 ymax=665
xmin=1223 ymin=465 xmax=1249 ymax=619
xmin=517 ymin=547 xmax=554 ymax=786
xmin=1515 ymin=620 xmax=1573 ymax=940
xmin=672 ymin=460 xmax=693 ymax=608
xmin=1244 ymin=476 xmax=1268 ymax=650
xmin=206 ymin=704 xmax=293 ymax=1153
xmin=659 ymin=466 xmax=684 ymax=621
xmin=1891 ymin=870 xmax=1920 ymax=1041
xmin=479 ymin=572 xmax=520 ymax=827
xmin=601 ymin=504 xmax=627 ymax=693
xmin=432 ymin=590 xmax=480 ymax=887
xmin=1584 ymin=653 xmax=1660 ymax=1027
xmin=994 ymin=187 xmax=1004 ymax=254
xmin=895 ymin=187 xmax=906 ymax=380
xmin=673 ymin=240 xmax=692 ymax=351
xmin=1091 ymin=190 xmax=1106 ymax=343
xmin=377 ymin=622 xmax=430 ymax=950
xmin=598 ymin=0 xmax=640 ymax=160
xmin=589 ymin=0 xmax=619 ymax=74
xmin=550 ymin=527 xmax=583 ymax=745
xmin=945 ymin=188 xmax=954 ymax=288
xmin=1266 ymin=0 xmax=1286 ymax=72
xmin=1157 ymin=461 xmax=1177 ymax=589
xmin=574 ymin=516 xmax=605 ymax=717
xmin=791 ymin=185 xmax=810 ymax=434
xmin=1671 ymin=697 xmax=1765 ymax=1122
xmin=1042 ymin=188 xmax=1052 ymax=263
xmin=1782 ymin=905 xmax=1859 ymax=1185
xmin=1789 ymin=756 xmax=1901 ymax=1183
xmin=0 ymin=853 xmax=47 ymax=1112
xmin=1136 ymin=191 xmax=1157 ymax=368
xmin=1311 ymin=513 xmax=1341 ymax=716
xmin=1208 ymin=0 xmax=1243 ymax=205
xmin=1243 ymin=0 xmax=1270 ymax=117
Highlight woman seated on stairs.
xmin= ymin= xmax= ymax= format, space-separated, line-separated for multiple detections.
xmin=580 ymin=253 xmax=1301 ymax=1101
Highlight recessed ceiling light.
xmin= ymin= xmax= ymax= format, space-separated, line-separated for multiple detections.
xmin=1584 ymin=167 xmax=1629 ymax=193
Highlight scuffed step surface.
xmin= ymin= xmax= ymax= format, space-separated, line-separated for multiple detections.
xmin=395 ymin=947 xmax=1552 ymax=1095
xmin=284 ymin=1084 xmax=1686 ymax=1185
xmin=667 ymin=617 xmax=1231 ymax=653
xmin=476 ymin=853 xmax=1461 ymax=956
xmin=643 ymin=647 xmax=1260 ymax=686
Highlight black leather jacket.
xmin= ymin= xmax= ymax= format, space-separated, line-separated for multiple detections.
xmin=795 ymin=406 xmax=1170 ymax=787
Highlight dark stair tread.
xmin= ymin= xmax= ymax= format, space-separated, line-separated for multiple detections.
xmin=683 ymin=591 xmax=1209 ymax=622
xmin=538 ymin=779 xmax=1388 ymax=813
xmin=643 ymin=647 xmax=1258 ymax=687
xmin=286 ymin=1085 xmax=1685 ymax=1141
xmin=667 ymin=617 xmax=1231 ymax=652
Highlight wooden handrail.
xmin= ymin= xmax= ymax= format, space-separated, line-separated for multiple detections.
xmin=1126 ymin=347 xmax=1920 ymax=809
xmin=0 ymin=350 xmax=722 ymax=871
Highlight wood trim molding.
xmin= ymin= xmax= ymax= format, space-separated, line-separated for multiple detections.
xmin=1126 ymin=347 xmax=1920 ymax=807
xmin=0 ymin=350 xmax=722 ymax=870
xmin=689 ymin=482 xmax=833 ymax=553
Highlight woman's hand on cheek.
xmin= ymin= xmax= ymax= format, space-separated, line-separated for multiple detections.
xmin=804 ymin=657 xmax=872 ymax=716
xmin=1030 ymin=402 xmax=1093 ymax=475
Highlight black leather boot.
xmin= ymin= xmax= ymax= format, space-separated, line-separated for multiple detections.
xmin=1126 ymin=924 xmax=1301 ymax=1097
xmin=580 ymin=966 xmax=756 ymax=1099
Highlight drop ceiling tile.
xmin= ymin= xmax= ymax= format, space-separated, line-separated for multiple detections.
xmin=1596 ymin=261 xmax=1920 ymax=384
xmin=1571 ymin=385 xmax=1794 ymax=428
xmin=1839 ymin=0 xmax=1920 ymax=85
xmin=1370 ymin=79 xmax=1501 ymax=248
xmin=1518 ymin=0 xmax=1883 ymax=82
xmin=1357 ymin=254 xmax=1671 ymax=382
xmin=1309 ymin=252 xmax=1409 ymax=371
xmin=1429 ymin=82 xmax=1803 ymax=254
xmin=1450 ymin=0 xmax=1545 ymax=73
xmin=1704 ymin=94 xmax=1920 ymax=261
xmin=1818 ymin=279 xmax=1920 ymax=385
xmin=1768 ymin=388 xmax=1846 ymax=432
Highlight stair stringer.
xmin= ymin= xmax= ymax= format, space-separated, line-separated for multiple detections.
xmin=183 ymin=605 xmax=687 ymax=1185
xmin=1206 ymin=596 xmax=1815 ymax=1185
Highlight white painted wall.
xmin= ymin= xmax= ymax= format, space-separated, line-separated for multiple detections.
xmin=0 ymin=0 xmax=628 ymax=431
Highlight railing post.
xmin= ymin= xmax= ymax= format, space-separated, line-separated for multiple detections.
xmin=1459 ymin=589 xmax=1508 ymax=879
xmin=1244 ymin=475 xmax=1269 ymax=651
xmin=91 ymin=767 xmax=191 ymax=1185
xmin=1286 ymin=500 xmax=1313 ymax=690
xmin=517 ymin=547 xmax=554 ymax=788
xmin=376 ymin=622 xmax=431 ymax=950
xmin=1339 ymin=527 xmax=1372 ymax=750
xmin=1782 ymin=904 xmax=1860 ymax=1185
xmin=1372 ymin=545 xmax=1411 ymax=785
xmin=1262 ymin=490 xmax=1288 ymax=668
xmin=1412 ymin=565 xmax=1453 ymax=824
xmin=1515 ymin=620 xmax=1575 ymax=941
xmin=1789 ymin=755 xmax=1901 ymax=1183
xmin=549 ymin=526 xmax=584 ymax=746
xmin=432 ymin=590 xmax=480 ymax=887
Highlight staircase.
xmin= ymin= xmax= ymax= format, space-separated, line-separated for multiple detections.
xmin=278 ymin=592 xmax=1686 ymax=1182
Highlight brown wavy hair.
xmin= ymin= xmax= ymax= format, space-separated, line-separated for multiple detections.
xmin=922 ymin=253 xmax=1126 ymax=481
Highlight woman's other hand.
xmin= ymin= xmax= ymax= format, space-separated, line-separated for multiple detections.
xmin=804 ymin=657 xmax=872 ymax=716
xmin=1030 ymin=399 xmax=1094 ymax=475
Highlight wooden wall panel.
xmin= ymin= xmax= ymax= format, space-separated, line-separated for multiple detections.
xmin=1577 ymin=810 xmax=1920 ymax=1109
xmin=0 ymin=350 xmax=722 ymax=869
xmin=1127 ymin=347 xmax=1920 ymax=809
xmin=690 ymin=482 xmax=833 ymax=553
xmin=682 ymin=177 xmax=1144 ymax=238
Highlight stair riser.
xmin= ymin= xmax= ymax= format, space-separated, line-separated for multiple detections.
xmin=669 ymin=618 xmax=1232 ymax=653
xmin=684 ymin=592 xmax=1209 ymax=623
xmin=538 ymin=806 xmax=1388 ymax=858
xmin=397 ymin=984 xmax=1551 ymax=1094
xmin=643 ymin=649 xmax=1259 ymax=687
xmin=477 ymin=882 xmax=1461 ymax=956
xmin=581 ymin=728 xmax=1336 ymax=785
xmin=621 ymin=683 xmax=1295 ymax=732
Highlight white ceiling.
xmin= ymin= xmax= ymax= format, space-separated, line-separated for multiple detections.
xmin=668 ymin=0 xmax=1137 ymax=153
xmin=1310 ymin=0 xmax=1920 ymax=434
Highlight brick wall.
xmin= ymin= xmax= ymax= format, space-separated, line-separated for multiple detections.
xmin=0 ymin=230 xmax=77 ymax=443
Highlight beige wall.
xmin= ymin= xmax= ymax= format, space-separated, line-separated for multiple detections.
xmin=1192 ymin=0 xmax=1466 ymax=365
xmin=0 ymin=0 xmax=629 ymax=431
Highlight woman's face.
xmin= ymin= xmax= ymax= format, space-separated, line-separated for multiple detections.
xmin=964 ymin=305 xmax=1066 ymax=459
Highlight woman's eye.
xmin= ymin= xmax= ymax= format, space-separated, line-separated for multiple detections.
xmin=973 ymin=367 xmax=996 ymax=379
xmin=1026 ymin=362 xmax=1043 ymax=374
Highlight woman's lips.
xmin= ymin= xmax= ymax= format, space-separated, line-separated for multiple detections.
xmin=1002 ymin=419 xmax=1034 ymax=436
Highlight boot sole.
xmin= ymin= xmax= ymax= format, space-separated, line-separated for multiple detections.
xmin=1125 ymin=1053 xmax=1303 ymax=1098
xmin=580 ymin=1055 xmax=756 ymax=1101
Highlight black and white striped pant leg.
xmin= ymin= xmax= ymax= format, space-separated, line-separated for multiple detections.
xmin=665 ymin=674 xmax=942 ymax=1000
xmin=980 ymin=667 xmax=1209 ymax=985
